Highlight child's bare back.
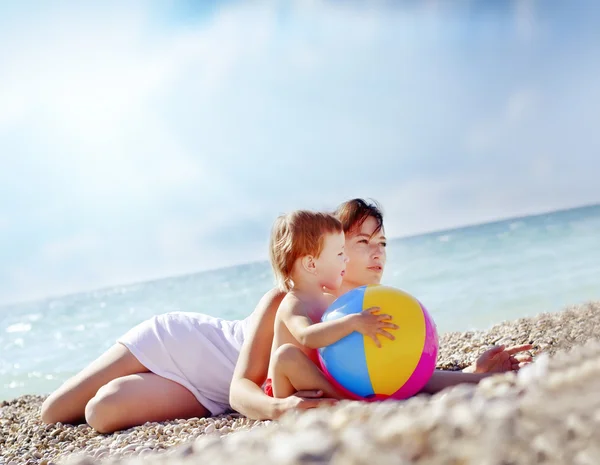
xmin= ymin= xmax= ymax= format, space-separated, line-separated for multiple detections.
xmin=269 ymin=291 xmax=335 ymax=371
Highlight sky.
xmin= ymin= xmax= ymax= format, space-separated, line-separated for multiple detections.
xmin=1 ymin=0 xmax=599 ymax=305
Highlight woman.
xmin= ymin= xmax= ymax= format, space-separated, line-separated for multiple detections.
xmin=41 ymin=199 xmax=531 ymax=432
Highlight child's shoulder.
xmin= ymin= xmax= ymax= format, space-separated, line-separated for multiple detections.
xmin=281 ymin=290 xmax=304 ymax=305
xmin=279 ymin=291 xmax=309 ymax=313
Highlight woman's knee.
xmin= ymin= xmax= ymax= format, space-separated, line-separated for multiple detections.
xmin=84 ymin=379 xmax=126 ymax=433
xmin=40 ymin=393 xmax=65 ymax=424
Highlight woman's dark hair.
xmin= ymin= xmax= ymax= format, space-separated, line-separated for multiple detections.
xmin=333 ymin=198 xmax=384 ymax=235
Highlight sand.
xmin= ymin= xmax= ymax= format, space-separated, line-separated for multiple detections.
xmin=1 ymin=301 xmax=599 ymax=465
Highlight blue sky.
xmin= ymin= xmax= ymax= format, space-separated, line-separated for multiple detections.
xmin=1 ymin=1 xmax=599 ymax=304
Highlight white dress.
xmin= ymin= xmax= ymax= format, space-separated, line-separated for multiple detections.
xmin=117 ymin=311 xmax=253 ymax=416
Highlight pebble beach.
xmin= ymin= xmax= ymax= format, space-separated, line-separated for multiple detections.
xmin=2 ymin=301 xmax=600 ymax=465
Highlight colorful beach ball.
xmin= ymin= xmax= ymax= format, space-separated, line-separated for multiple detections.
xmin=318 ymin=285 xmax=439 ymax=401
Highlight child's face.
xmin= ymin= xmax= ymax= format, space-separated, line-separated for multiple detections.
xmin=315 ymin=231 xmax=348 ymax=290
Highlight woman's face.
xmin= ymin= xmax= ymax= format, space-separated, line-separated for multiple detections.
xmin=342 ymin=216 xmax=387 ymax=289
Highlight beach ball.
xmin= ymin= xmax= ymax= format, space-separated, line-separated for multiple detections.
xmin=318 ymin=285 xmax=439 ymax=400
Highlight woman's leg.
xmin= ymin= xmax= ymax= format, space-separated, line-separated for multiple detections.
xmin=41 ymin=343 xmax=148 ymax=425
xmin=41 ymin=343 xmax=211 ymax=432
xmin=271 ymin=344 xmax=343 ymax=400
xmin=84 ymin=373 xmax=210 ymax=433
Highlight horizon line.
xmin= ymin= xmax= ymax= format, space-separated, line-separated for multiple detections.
xmin=1 ymin=200 xmax=598 ymax=309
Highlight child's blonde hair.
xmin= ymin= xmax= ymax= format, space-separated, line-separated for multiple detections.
xmin=269 ymin=210 xmax=343 ymax=292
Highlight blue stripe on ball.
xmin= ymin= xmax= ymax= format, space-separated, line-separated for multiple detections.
xmin=319 ymin=285 xmax=374 ymax=398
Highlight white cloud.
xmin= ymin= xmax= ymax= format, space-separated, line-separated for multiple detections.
xmin=529 ymin=155 xmax=554 ymax=181
xmin=41 ymin=234 xmax=102 ymax=263
xmin=0 ymin=1 xmax=283 ymax=230
xmin=506 ymin=90 xmax=537 ymax=124
xmin=380 ymin=172 xmax=577 ymax=240
xmin=465 ymin=88 xmax=538 ymax=154
xmin=514 ymin=0 xmax=537 ymax=42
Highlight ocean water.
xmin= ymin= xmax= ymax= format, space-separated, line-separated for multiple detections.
xmin=1 ymin=205 xmax=599 ymax=401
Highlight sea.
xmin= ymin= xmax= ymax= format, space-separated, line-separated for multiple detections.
xmin=1 ymin=205 xmax=599 ymax=401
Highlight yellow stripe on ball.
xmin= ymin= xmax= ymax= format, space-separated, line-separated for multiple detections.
xmin=363 ymin=285 xmax=426 ymax=395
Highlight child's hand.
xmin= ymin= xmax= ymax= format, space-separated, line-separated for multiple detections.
xmin=351 ymin=307 xmax=398 ymax=348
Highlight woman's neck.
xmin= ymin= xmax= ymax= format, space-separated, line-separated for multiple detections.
xmin=331 ymin=280 xmax=359 ymax=298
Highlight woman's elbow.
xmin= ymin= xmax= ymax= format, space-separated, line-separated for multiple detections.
xmin=228 ymin=381 xmax=240 ymax=411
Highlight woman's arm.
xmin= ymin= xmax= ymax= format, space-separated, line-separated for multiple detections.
xmin=421 ymin=344 xmax=534 ymax=394
xmin=420 ymin=369 xmax=490 ymax=394
xmin=229 ymin=288 xmax=336 ymax=419
xmin=229 ymin=288 xmax=283 ymax=419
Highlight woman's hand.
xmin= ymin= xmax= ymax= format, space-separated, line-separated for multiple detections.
xmin=465 ymin=344 xmax=534 ymax=374
xmin=275 ymin=390 xmax=339 ymax=418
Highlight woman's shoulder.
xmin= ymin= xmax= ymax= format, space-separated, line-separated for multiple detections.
xmin=264 ymin=287 xmax=287 ymax=306
xmin=252 ymin=287 xmax=287 ymax=317
xmin=243 ymin=288 xmax=287 ymax=338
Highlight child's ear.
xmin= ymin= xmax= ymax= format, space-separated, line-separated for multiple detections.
xmin=301 ymin=255 xmax=317 ymax=274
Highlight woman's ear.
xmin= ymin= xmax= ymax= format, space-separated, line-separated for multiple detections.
xmin=301 ymin=255 xmax=317 ymax=274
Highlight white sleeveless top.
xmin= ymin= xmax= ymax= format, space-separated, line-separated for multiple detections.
xmin=117 ymin=311 xmax=253 ymax=416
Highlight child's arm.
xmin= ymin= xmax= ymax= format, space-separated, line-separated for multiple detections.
xmin=280 ymin=297 xmax=397 ymax=349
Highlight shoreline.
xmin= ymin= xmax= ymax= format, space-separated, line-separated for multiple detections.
xmin=1 ymin=301 xmax=599 ymax=465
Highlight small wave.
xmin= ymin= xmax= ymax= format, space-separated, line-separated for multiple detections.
xmin=5 ymin=323 xmax=32 ymax=333
xmin=5 ymin=380 xmax=25 ymax=389
xmin=438 ymin=235 xmax=451 ymax=242
xmin=509 ymin=221 xmax=524 ymax=231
